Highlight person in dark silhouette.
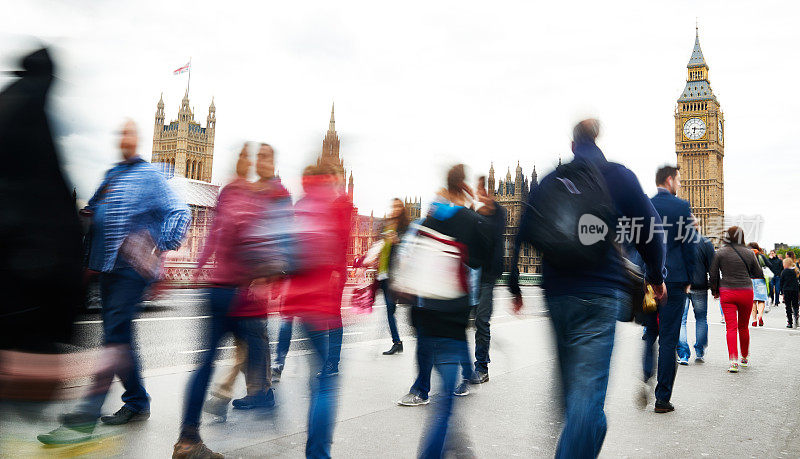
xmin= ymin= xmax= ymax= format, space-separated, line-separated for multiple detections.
xmin=0 ymin=47 xmax=83 ymax=353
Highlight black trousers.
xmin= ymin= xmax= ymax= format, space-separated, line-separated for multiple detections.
xmin=785 ymin=290 xmax=799 ymax=324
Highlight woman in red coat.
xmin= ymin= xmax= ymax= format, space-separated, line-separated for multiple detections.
xmin=281 ymin=164 xmax=352 ymax=458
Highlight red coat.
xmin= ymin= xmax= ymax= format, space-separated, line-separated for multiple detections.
xmin=281 ymin=175 xmax=353 ymax=328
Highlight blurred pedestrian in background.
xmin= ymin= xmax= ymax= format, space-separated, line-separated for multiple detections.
xmin=281 ymin=163 xmax=352 ymax=458
xmin=767 ymin=250 xmax=783 ymax=306
xmin=468 ymin=177 xmax=505 ymax=386
xmin=378 ymin=198 xmax=410 ymax=355
xmin=779 ymin=257 xmax=799 ymax=328
xmin=39 ymin=119 xmax=190 ymax=445
xmin=511 ymin=119 xmax=666 ymax=458
xmin=748 ymin=242 xmax=770 ymax=325
xmin=710 ymin=226 xmax=763 ymax=373
xmin=677 ymin=235 xmax=715 ymax=365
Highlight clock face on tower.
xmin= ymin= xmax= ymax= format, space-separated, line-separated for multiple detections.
xmin=683 ymin=118 xmax=707 ymax=140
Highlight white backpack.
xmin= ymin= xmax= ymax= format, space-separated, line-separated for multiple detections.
xmin=391 ymin=223 xmax=468 ymax=300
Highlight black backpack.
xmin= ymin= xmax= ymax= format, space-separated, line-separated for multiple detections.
xmin=520 ymin=159 xmax=615 ymax=269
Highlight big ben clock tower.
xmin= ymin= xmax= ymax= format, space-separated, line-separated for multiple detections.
xmin=675 ymin=28 xmax=724 ymax=239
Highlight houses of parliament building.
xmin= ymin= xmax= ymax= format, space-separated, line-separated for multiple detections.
xmin=150 ymin=27 xmax=724 ymax=284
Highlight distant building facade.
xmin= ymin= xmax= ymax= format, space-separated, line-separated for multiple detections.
xmin=404 ymin=197 xmax=422 ymax=221
xmin=488 ymin=162 xmax=541 ymax=274
xmin=150 ymin=91 xmax=219 ymax=285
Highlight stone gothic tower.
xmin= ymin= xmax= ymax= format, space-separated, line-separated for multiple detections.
xmin=318 ymin=103 xmax=344 ymax=171
xmin=487 ymin=163 xmax=496 ymax=198
xmin=151 ymin=90 xmax=216 ymax=182
xmin=675 ymin=28 xmax=724 ymax=238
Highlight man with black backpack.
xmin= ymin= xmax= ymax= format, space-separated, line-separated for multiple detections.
xmin=510 ymin=119 xmax=666 ymax=459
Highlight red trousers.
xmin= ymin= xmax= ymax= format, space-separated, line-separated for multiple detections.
xmin=720 ymin=288 xmax=753 ymax=360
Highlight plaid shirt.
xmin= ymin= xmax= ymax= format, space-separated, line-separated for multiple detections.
xmin=87 ymin=157 xmax=190 ymax=272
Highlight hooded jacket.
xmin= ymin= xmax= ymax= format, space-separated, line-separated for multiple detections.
xmin=410 ymin=198 xmax=493 ymax=340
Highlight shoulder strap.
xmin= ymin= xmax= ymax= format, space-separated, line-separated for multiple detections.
xmin=730 ymin=246 xmax=754 ymax=279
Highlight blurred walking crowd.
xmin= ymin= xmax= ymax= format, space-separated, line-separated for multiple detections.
xmin=2 ymin=48 xmax=800 ymax=459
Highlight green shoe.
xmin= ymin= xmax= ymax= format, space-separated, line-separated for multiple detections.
xmin=37 ymin=424 xmax=96 ymax=445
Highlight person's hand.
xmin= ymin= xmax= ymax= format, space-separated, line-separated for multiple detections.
xmin=512 ymin=293 xmax=523 ymax=314
xmin=685 ymin=284 xmax=691 ymax=294
xmin=651 ymin=282 xmax=667 ymax=303
xmin=476 ymin=195 xmax=495 ymax=216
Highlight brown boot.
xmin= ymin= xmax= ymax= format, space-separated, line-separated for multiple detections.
xmin=173 ymin=440 xmax=223 ymax=459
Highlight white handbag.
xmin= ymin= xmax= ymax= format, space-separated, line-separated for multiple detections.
xmin=390 ymin=223 xmax=468 ymax=300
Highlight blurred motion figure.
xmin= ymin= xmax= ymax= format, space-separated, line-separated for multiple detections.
xmin=38 ymin=119 xmax=190 ymax=445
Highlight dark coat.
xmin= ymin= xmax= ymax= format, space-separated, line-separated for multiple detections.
xmin=650 ymin=189 xmax=697 ymax=285
xmin=0 ymin=48 xmax=83 ymax=351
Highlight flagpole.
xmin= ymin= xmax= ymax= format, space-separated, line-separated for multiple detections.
xmin=187 ymin=57 xmax=191 ymax=95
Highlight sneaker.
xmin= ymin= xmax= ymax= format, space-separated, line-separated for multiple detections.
xmin=654 ymin=400 xmax=675 ymax=413
xmin=382 ymin=342 xmax=403 ymax=355
xmin=788 ymin=323 xmax=793 ymax=329
xmin=203 ymin=395 xmax=229 ymax=419
xmin=740 ymin=357 xmax=749 ymax=368
xmin=635 ymin=380 xmax=652 ymax=410
xmin=728 ymin=361 xmax=739 ymax=373
xmin=37 ymin=423 xmax=96 ymax=445
xmin=172 ymin=441 xmax=223 ymax=459
xmin=397 ymin=392 xmax=429 ymax=406
xmin=271 ymin=365 xmax=283 ymax=383
xmin=232 ymin=389 xmax=275 ymax=410
xmin=454 ymin=382 xmax=470 ymax=396
xmin=751 ymin=321 xmax=758 ymax=327
xmin=100 ymin=406 xmax=150 ymax=425
xmin=678 ymin=357 xmax=689 ymax=366
xmin=759 ymin=318 xmax=764 ymax=327
xmin=694 ymin=356 xmax=705 ymax=364
xmin=469 ymin=370 xmax=489 ymax=385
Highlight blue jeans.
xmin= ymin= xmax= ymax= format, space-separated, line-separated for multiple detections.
xmin=410 ymin=333 xmax=470 ymax=400
xmin=417 ymin=335 xmax=468 ymax=459
xmin=301 ymin=321 xmax=340 ymax=459
xmin=274 ymin=317 xmax=342 ymax=373
xmin=181 ymin=288 xmax=271 ymax=433
xmin=545 ymin=291 xmax=624 ymax=459
xmin=274 ymin=317 xmax=294 ymax=369
xmin=380 ymin=279 xmax=401 ymax=343
xmin=473 ymin=280 xmax=495 ymax=373
xmin=78 ymin=266 xmax=149 ymax=418
xmin=677 ymin=290 xmax=708 ymax=360
xmin=642 ymin=283 xmax=687 ymax=403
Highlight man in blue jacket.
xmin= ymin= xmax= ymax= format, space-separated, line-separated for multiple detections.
xmin=511 ymin=120 xmax=666 ymax=458
xmin=642 ymin=165 xmax=697 ymax=414
xmin=38 ymin=121 xmax=191 ymax=445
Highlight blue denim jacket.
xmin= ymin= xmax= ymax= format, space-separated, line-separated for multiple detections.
xmin=87 ymin=157 xmax=190 ymax=272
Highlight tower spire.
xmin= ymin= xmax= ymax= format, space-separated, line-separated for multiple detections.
xmin=329 ymin=101 xmax=335 ymax=133
xmin=687 ymin=25 xmax=707 ymax=69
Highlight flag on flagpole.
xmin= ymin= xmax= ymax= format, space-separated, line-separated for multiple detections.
xmin=173 ymin=61 xmax=191 ymax=75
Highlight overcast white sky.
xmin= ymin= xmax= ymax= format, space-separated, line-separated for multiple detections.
xmin=2 ymin=0 xmax=798 ymax=247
